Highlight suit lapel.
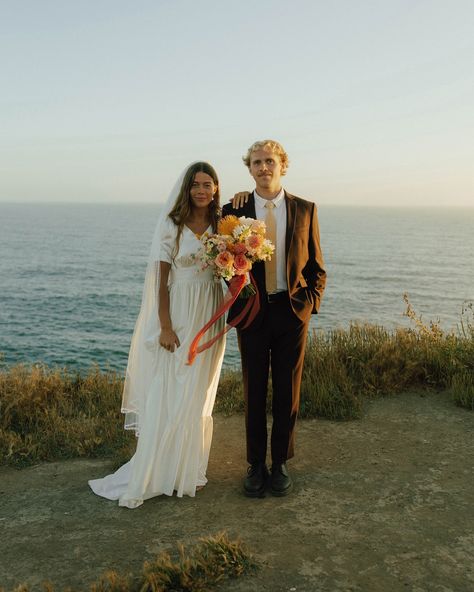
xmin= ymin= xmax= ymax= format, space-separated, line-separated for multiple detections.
xmin=285 ymin=192 xmax=296 ymax=259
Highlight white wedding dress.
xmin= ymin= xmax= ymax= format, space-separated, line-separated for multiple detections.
xmin=89 ymin=220 xmax=225 ymax=508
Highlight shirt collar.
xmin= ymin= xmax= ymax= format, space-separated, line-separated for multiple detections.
xmin=254 ymin=188 xmax=285 ymax=209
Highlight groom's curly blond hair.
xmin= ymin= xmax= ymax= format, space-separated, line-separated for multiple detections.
xmin=242 ymin=140 xmax=289 ymax=175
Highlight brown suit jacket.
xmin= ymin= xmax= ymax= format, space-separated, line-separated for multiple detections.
xmin=222 ymin=191 xmax=326 ymax=328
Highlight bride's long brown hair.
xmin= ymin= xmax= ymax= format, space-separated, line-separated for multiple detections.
xmin=168 ymin=162 xmax=221 ymax=259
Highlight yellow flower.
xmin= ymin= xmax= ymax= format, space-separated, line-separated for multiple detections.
xmin=218 ymin=215 xmax=240 ymax=236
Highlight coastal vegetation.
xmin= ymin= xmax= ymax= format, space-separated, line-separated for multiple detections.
xmin=1 ymin=299 xmax=472 ymax=467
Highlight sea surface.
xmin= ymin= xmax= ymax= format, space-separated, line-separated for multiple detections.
xmin=0 ymin=203 xmax=473 ymax=371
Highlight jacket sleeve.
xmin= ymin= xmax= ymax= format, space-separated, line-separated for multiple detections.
xmin=304 ymin=203 xmax=327 ymax=313
xmin=222 ymin=202 xmax=238 ymax=217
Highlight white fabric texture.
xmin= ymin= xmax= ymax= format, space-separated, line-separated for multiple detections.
xmin=89 ymin=217 xmax=225 ymax=507
xmin=121 ymin=163 xmax=201 ymax=434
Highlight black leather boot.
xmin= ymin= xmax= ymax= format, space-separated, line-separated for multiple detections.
xmin=243 ymin=463 xmax=269 ymax=497
xmin=270 ymin=463 xmax=293 ymax=496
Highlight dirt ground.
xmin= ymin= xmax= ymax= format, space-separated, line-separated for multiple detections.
xmin=0 ymin=390 xmax=473 ymax=592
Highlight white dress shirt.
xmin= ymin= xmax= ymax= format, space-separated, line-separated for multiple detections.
xmin=254 ymin=189 xmax=288 ymax=292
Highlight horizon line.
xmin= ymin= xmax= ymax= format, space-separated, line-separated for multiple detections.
xmin=0 ymin=201 xmax=473 ymax=210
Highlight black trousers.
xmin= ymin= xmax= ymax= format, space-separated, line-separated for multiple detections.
xmin=237 ymin=296 xmax=310 ymax=465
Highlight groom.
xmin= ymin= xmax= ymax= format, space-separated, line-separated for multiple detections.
xmin=223 ymin=140 xmax=326 ymax=497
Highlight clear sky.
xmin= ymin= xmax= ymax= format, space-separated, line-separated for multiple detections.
xmin=1 ymin=0 xmax=473 ymax=207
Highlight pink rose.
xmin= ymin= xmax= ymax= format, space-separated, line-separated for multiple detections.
xmin=215 ymin=251 xmax=234 ymax=269
xmin=246 ymin=234 xmax=263 ymax=250
xmin=233 ymin=243 xmax=248 ymax=255
xmin=233 ymin=253 xmax=251 ymax=274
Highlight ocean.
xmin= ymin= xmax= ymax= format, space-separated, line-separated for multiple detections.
xmin=0 ymin=203 xmax=473 ymax=371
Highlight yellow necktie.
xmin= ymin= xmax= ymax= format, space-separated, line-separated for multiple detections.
xmin=264 ymin=201 xmax=277 ymax=293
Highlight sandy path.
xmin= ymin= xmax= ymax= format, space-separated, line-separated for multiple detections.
xmin=0 ymin=391 xmax=473 ymax=592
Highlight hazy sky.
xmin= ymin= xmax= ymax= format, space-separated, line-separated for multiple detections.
xmin=1 ymin=0 xmax=473 ymax=206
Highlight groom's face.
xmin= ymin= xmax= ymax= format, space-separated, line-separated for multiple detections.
xmin=249 ymin=148 xmax=282 ymax=195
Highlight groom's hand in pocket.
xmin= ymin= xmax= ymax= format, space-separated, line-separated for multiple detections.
xmin=159 ymin=327 xmax=180 ymax=352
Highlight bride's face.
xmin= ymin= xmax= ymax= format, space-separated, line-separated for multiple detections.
xmin=189 ymin=172 xmax=217 ymax=210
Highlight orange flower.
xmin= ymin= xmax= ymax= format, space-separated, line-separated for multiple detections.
xmin=215 ymin=251 xmax=234 ymax=269
xmin=218 ymin=215 xmax=240 ymax=236
xmin=233 ymin=243 xmax=248 ymax=255
xmin=246 ymin=234 xmax=263 ymax=250
xmin=233 ymin=253 xmax=252 ymax=274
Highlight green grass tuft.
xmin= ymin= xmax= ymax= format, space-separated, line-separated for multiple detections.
xmin=450 ymin=370 xmax=474 ymax=410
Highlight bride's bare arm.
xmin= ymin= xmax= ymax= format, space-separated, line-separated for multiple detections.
xmin=158 ymin=261 xmax=180 ymax=352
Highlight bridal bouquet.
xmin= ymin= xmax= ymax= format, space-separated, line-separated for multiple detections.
xmin=195 ymin=215 xmax=274 ymax=293
xmin=187 ymin=215 xmax=274 ymax=365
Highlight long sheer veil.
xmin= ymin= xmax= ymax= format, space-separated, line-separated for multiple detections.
xmin=121 ymin=164 xmax=193 ymax=434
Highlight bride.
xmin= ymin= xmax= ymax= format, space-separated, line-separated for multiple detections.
xmin=89 ymin=162 xmax=225 ymax=508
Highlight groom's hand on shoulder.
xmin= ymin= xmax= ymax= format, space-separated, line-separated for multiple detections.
xmin=229 ymin=191 xmax=250 ymax=209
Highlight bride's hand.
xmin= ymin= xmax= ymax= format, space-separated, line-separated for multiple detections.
xmin=159 ymin=328 xmax=180 ymax=352
xmin=231 ymin=192 xmax=250 ymax=209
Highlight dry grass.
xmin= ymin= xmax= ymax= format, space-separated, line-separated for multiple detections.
xmin=1 ymin=299 xmax=472 ymax=467
xmin=0 ymin=365 xmax=135 ymax=467
xmin=0 ymin=532 xmax=256 ymax=592
xmin=217 ymin=298 xmax=474 ymax=420
xmin=218 ymin=324 xmax=474 ymax=420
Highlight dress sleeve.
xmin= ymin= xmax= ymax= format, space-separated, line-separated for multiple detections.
xmin=158 ymin=218 xmax=176 ymax=263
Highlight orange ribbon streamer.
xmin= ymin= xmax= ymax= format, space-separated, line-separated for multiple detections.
xmin=186 ymin=273 xmax=260 ymax=365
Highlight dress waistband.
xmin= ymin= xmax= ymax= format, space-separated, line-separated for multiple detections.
xmin=169 ymin=268 xmax=216 ymax=284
